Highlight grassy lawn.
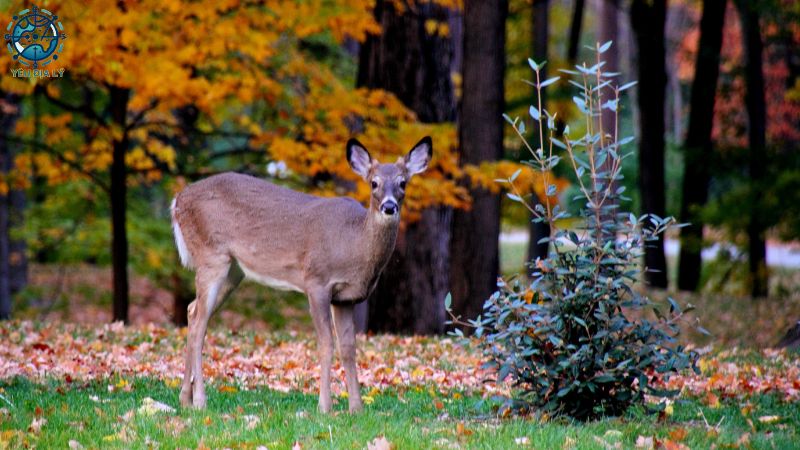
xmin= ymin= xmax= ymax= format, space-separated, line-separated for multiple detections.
xmin=2 ymin=376 xmax=799 ymax=449
xmin=4 ymin=258 xmax=800 ymax=448
xmin=1 ymin=335 xmax=799 ymax=450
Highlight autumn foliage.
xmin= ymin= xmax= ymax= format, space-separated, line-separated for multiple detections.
xmin=1 ymin=0 xmax=554 ymax=223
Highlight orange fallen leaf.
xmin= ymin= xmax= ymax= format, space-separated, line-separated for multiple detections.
xmin=456 ymin=422 xmax=473 ymax=436
xmin=704 ymin=392 xmax=721 ymax=409
xmin=661 ymin=440 xmax=690 ymax=450
xmin=283 ymin=360 xmax=299 ymax=370
xmin=668 ymin=428 xmax=688 ymax=442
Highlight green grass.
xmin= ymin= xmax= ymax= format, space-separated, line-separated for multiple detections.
xmin=1 ymin=377 xmax=798 ymax=449
xmin=500 ymin=240 xmax=527 ymax=276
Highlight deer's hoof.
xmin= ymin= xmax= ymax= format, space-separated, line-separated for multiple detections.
xmin=179 ymin=388 xmax=193 ymax=407
xmin=192 ymin=393 xmax=207 ymax=409
xmin=318 ymin=400 xmax=332 ymax=414
xmin=349 ymin=402 xmax=364 ymax=413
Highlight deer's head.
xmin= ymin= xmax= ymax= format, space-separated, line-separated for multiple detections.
xmin=347 ymin=136 xmax=432 ymax=218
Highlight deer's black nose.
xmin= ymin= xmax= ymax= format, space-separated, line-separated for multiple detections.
xmin=380 ymin=200 xmax=398 ymax=216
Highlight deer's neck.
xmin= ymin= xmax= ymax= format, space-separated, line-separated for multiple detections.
xmin=362 ymin=209 xmax=399 ymax=268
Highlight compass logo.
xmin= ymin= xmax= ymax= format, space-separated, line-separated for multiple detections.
xmin=5 ymin=5 xmax=67 ymax=78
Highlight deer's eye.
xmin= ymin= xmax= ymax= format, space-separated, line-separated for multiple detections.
xmin=371 ymin=181 xmax=378 ymax=189
xmin=399 ymin=180 xmax=407 ymax=190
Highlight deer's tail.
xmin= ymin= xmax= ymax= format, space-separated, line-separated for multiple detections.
xmin=171 ymin=197 xmax=194 ymax=269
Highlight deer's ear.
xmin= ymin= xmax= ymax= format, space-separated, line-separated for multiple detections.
xmin=404 ymin=136 xmax=432 ymax=175
xmin=346 ymin=138 xmax=372 ymax=180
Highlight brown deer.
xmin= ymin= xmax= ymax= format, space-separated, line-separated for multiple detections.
xmin=170 ymin=137 xmax=432 ymax=412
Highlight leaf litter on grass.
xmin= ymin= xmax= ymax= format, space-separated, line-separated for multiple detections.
xmin=0 ymin=321 xmax=495 ymax=397
xmin=1 ymin=320 xmax=800 ymax=412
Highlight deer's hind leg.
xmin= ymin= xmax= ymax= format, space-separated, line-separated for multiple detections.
xmin=181 ymin=258 xmax=243 ymax=409
xmin=180 ymin=299 xmax=199 ymax=407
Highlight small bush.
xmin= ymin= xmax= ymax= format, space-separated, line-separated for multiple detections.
xmin=446 ymin=43 xmax=700 ymax=420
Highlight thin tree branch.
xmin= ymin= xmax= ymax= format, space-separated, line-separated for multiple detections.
xmin=34 ymin=85 xmax=108 ymax=127
xmin=0 ymin=134 xmax=111 ymax=193
xmin=126 ymin=99 xmax=160 ymax=131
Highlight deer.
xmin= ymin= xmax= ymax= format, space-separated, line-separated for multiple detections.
xmin=170 ymin=136 xmax=432 ymax=413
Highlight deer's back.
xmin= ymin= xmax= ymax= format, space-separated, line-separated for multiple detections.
xmin=173 ymin=172 xmax=369 ymax=290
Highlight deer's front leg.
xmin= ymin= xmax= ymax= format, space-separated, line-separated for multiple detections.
xmin=308 ymin=288 xmax=334 ymax=413
xmin=333 ymin=303 xmax=363 ymax=413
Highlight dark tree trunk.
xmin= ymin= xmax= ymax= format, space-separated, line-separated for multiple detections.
xmin=528 ymin=0 xmax=550 ymax=267
xmin=359 ymin=0 xmax=456 ymax=334
xmin=110 ymin=87 xmax=131 ymax=323
xmin=450 ymin=0 xmax=507 ymax=322
xmin=677 ymin=0 xmax=727 ymax=292
xmin=567 ymin=0 xmax=585 ymax=64
xmin=357 ymin=1 xmax=457 ymax=122
xmin=631 ymin=0 xmax=668 ymax=289
xmin=171 ymin=272 xmax=193 ymax=326
xmin=9 ymin=188 xmax=27 ymax=295
xmin=736 ymin=0 xmax=768 ymax=298
xmin=0 ymin=93 xmax=19 ymax=320
xmin=171 ymin=105 xmax=201 ymax=326
xmin=599 ymin=0 xmax=619 ymax=240
xmin=777 ymin=320 xmax=800 ymax=349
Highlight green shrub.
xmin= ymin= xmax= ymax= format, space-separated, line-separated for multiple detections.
xmin=446 ymin=43 xmax=700 ymax=420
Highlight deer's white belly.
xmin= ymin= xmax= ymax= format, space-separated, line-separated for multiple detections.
xmin=239 ymin=263 xmax=303 ymax=293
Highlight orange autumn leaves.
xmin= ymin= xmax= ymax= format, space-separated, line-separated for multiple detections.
xmin=2 ymin=320 xmax=799 ymax=406
xmin=1 ymin=0 xmax=562 ymax=221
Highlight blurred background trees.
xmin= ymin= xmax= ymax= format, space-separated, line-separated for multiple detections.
xmin=1 ymin=0 xmax=798 ymax=334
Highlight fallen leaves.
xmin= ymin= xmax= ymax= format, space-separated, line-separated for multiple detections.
xmin=657 ymin=348 xmax=800 ymax=403
xmin=455 ymin=422 xmax=473 ymax=436
xmin=137 ymin=397 xmax=175 ymax=416
xmin=635 ymin=435 xmax=654 ymax=449
xmin=668 ymin=428 xmax=688 ymax=442
xmin=757 ymin=415 xmax=781 ymax=424
xmin=0 ymin=319 xmax=798 ymax=450
xmin=243 ymin=414 xmax=261 ymax=430
xmin=366 ymin=435 xmax=392 ymax=450
xmin=703 ymin=392 xmax=721 ymax=409
xmin=28 ymin=416 xmax=46 ymax=434
xmin=0 ymin=321 xmax=491 ymax=396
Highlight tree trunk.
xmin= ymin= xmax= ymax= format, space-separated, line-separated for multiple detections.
xmin=359 ymin=0 xmax=456 ymax=334
xmin=110 ymin=87 xmax=130 ymax=323
xmin=567 ymin=0 xmax=585 ymax=65
xmin=677 ymin=0 xmax=727 ymax=292
xmin=777 ymin=320 xmax=800 ymax=349
xmin=171 ymin=271 xmax=193 ymax=326
xmin=0 ymin=93 xmax=18 ymax=320
xmin=631 ymin=0 xmax=668 ymax=289
xmin=736 ymin=0 xmax=768 ymax=298
xmin=599 ymin=0 xmax=620 ymax=242
xmin=171 ymin=105 xmax=201 ymax=325
xmin=528 ymin=0 xmax=550 ymax=267
xmin=9 ymin=188 xmax=27 ymax=295
xmin=450 ymin=0 xmax=507 ymax=322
